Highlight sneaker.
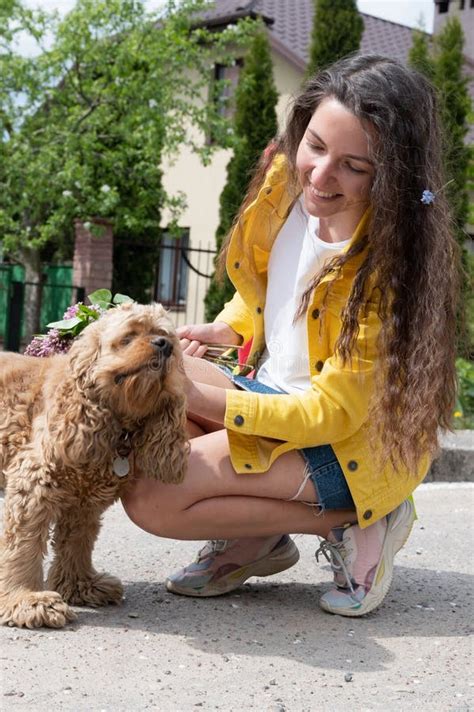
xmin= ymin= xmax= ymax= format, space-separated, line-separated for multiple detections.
xmin=165 ymin=535 xmax=300 ymax=597
xmin=316 ymin=499 xmax=415 ymax=617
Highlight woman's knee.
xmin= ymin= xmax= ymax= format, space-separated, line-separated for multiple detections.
xmin=121 ymin=478 xmax=179 ymax=537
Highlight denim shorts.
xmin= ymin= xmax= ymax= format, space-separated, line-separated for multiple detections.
xmin=224 ymin=369 xmax=355 ymax=511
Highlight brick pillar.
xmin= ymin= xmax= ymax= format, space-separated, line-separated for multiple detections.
xmin=73 ymin=219 xmax=113 ymax=300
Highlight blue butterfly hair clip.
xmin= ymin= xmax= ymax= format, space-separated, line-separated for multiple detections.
xmin=421 ymin=179 xmax=454 ymax=206
xmin=421 ymin=189 xmax=435 ymax=205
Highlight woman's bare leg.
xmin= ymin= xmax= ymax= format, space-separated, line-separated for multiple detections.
xmin=122 ymin=354 xmax=356 ymax=541
xmin=123 ymin=429 xmax=355 ymax=540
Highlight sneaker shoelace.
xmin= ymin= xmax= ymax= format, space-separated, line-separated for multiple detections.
xmin=315 ymin=539 xmax=356 ymax=595
xmin=197 ymin=539 xmax=228 ymax=562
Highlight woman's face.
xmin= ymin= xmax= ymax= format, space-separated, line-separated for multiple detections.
xmin=296 ymin=97 xmax=375 ymax=224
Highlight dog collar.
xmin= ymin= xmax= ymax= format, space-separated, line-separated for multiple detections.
xmin=113 ymin=430 xmax=133 ymax=478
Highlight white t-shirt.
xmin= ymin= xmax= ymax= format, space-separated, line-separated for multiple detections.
xmin=257 ymin=197 xmax=350 ymax=393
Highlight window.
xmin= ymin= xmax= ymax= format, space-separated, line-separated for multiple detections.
xmin=155 ymin=230 xmax=189 ymax=308
xmin=438 ymin=1 xmax=449 ymax=12
xmin=459 ymin=0 xmax=465 ymax=9
xmin=213 ymin=61 xmax=242 ymax=119
xmin=207 ymin=59 xmax=243 ymax=144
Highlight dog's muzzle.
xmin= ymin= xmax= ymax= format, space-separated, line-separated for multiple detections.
xmin=114 ymin=338 xmax=174 ymax=384
xmin=151 ymin=337 xmax=173 ymax=359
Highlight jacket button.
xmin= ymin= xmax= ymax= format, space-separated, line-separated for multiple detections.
xmin=312 ymin=308 xmax=320 ymax=319
xmin=265 ymin=187 xmax=272 ymax=194
xmin=256 ymin=306 xmax=262 ymax=314
xmin=348 ymin=460 xmax=358 ymax=471
xmin=234 ymin=261 xmax=240 ymax=269
xmin=363 ymin=509 xmax=373 ymax=520
xmin=315 ymin=360 xmax=324 ymax=371
xmin=244 ymin=463 xmax=253 ymax=470
xmin=234 ymin=415 xmax=244 ymax=426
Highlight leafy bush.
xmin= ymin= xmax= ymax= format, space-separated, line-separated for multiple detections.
xmin=454 ymin=357 xmax=474 ymax=429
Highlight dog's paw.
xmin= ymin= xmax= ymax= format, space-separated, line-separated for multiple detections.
xmin=55 ymin=573 xmax=124 ymax=607
xmin=0 ymin=591 xmax=76 ymax=629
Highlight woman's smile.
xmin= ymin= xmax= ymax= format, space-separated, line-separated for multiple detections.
xmin=296 ymin=96 xmax=375 ymax=240
xmin=308 ymin=186 xmax=342 ymax=201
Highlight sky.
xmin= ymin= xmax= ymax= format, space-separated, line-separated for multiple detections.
xmin=16 ymin=1 xmax=435 ymax=56
xmin=357 ymin=0 xmax=434 ymax=30
xmin=23 ymin=0 xmax=435 ymax=29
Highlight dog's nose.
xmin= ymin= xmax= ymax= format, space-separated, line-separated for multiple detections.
xmin=151 ymin=337 xmax=173 ymax=359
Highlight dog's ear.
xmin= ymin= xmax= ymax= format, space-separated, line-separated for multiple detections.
xmin=134 ymin=393 xmax=188 ymax=484
xmin=45 ymin=393 xmax=114 ymax=470
xmin=68 ymin=320 xmax=101 ymax=391
xmin=42 ymin=320 xmax=115 ymax=469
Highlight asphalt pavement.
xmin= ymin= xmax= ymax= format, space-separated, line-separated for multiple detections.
xmin=1 ymin=482 xmax=473 ymax=712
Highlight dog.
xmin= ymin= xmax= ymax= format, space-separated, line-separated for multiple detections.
xmin=0 ymin=302 xmax=188 ymax=629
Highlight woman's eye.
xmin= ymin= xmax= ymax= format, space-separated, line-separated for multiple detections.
xmin=307 ymin=141 xmax=324 ymax=153
xmin=347 ymin=164 xmax=366 ymax=174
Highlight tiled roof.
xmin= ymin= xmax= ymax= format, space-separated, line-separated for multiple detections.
xmin=358 ymin=12 xmax=418 ymax=65
xmin=198 ymin=0 xmax=424 ymax=67
xmin=199 ymin=0 xmax=473 ymax=142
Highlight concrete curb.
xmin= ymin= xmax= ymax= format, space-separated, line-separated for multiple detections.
xmin=425 ymin=429 xmax=474 ymax=482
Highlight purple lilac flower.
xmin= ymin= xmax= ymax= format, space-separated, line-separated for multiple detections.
xmin=89 ymin=303 xmax=107 ymax=317
xmin=63 ymin=302 xmax=82 ymax=319
xmin=24 ymin=329 xmax=73 ymax=357
xmin=63 ymin=302 xmax=105 ymax=320
xmin=25 ymin=299 xmax=110 ymax=357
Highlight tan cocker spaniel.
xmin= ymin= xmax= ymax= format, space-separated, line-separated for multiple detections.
xmin=0 ymin=302 xmax=188 ymax=628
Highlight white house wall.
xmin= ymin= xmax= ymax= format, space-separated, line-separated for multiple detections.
xmin=161 ymin=49 xmax=303 ymax=325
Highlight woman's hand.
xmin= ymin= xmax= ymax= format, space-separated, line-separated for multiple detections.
xmin=177 ymin=321 xmax=242 ymax=358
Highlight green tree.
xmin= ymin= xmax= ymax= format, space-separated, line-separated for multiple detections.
xmin=434 ymin=19 xmax=471 ymax=255
xmin=306 ymin=0 xmax=363 ymax=77
xmin=408 ymin=28 xmax=435 ymax=80
xmin=204 ymin=25 xmax=278 ymax=321
xmin=0 ymin=0 xmax=252 ymax=331
xmin=410 ymin=17 xmax=472 ymax=354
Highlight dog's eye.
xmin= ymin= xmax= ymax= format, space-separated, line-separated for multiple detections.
xmin=120 ymin=334 xmax=135 ymax=346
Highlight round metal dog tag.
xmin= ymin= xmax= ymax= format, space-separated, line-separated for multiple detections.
xmin=113 ymin=456 xmax=130 ymax=478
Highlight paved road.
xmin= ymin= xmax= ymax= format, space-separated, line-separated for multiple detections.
xmin=1 ymin=482 xmax=473 ymax=712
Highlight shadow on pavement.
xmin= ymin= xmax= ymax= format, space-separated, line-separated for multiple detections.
xmin=64 ymin=565 xmax=472 ymax=673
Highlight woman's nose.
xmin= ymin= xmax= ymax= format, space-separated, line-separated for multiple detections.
xmin=309 ymin=158 xmax=334 ymax=185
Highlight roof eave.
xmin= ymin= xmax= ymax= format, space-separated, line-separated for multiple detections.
xmin=193 ymin=10 xmax=274 ymax=31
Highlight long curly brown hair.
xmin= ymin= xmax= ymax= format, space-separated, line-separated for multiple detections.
xmin=220 ymin=54 xmax=461 ymax=474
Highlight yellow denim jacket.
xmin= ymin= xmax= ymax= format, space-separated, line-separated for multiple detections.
xmin=216 ymin=154 xmax=429 ymax=528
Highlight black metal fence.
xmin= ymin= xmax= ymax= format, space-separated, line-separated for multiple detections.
xmin=154 ymin=242 xmax=217 ymax=327
xmin=1 ymin=279 xmax=85 ymax=352
xmin=1 ymin=242 xmax=219 ymax=351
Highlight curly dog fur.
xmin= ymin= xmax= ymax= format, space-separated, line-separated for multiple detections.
xmin=0 ymin=302 xmax=188 ymax=629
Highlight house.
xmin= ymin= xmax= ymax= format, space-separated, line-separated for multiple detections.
xmin=159 ymin=0 xmax=473 ymax=326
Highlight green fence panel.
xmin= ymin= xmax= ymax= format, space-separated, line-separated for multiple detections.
xmin=0 ymin=263 xmax=74 ymax=340
xmin=40 ymin=265 xmax=74 ymax=330
xmin=0 ymin=266 xmax=12 ymax=338
xmin=0 ymin=264 xmax=25 ymax=340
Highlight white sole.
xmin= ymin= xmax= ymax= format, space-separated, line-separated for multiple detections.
xmin=320 ymin=499 xmax=416 ymax=617
xmin=166 ymin=540 xmax=300 ymax=597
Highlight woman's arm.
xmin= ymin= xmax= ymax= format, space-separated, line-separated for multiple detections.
xmin=184 ymin=380 xmax=227 ymax=425
xmin=177 ymin=321 xmax=242 ymax=358
xmin=224 ymin=303 xmax=382 ymax=447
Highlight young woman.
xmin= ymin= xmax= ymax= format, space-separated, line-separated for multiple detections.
xmin=122 ymin=54 xmax=460 ymax=617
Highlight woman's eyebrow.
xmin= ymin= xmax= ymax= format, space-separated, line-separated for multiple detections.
xmin=307 ymin=128 xmax=374 ymax=165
